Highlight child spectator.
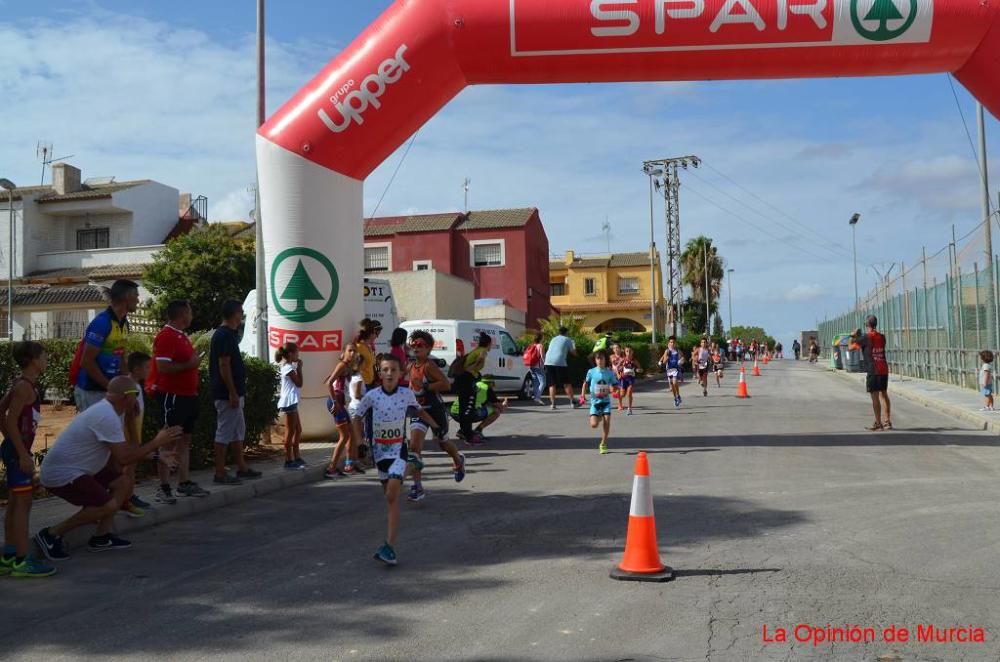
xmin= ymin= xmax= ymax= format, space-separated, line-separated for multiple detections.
xmin=122 ymin=351 xmax=153 ymax=519
xmin=276 ymin=342 xmax=305 ymax=470
xmin=980 ymin=350 xmax=995 ymax=412
xmin=325 ymin=344 xmax=364 ymax=478
xmin=0 ymin=342 xmax=55 ymax=578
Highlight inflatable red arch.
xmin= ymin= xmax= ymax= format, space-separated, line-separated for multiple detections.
xmin=257 ymin=0 xmax=1000 ymax=436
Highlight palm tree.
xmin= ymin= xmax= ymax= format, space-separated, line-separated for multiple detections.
xmin=681 ymin=236 xmax=725 ymax=304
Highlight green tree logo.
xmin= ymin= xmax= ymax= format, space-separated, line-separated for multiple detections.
xmin=851 ymin=0 xmax=918 ymax=41
xmin=270 ymin=248 xmax=339 ymax=323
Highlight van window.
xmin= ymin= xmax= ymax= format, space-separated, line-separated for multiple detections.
xmin=499 ymin=331 xmax=520 ymax=356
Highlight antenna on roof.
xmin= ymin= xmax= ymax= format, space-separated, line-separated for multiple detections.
xmin=602 ymin=217 xmax=612 ymax=255
xmin=36 ymin=141 xmax=74 ymax=186
xmin=463 ymin=177 xmax=471 ymax=214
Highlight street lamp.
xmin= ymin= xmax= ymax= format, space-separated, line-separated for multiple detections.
xmin=727 ymin=268 xmax=735 ymax=338
xmin=0 ymin=178 xmax=15 ymax=341
xmin=849 ymin=213 xmax=860 ymax=315
xmin=644 ymin=164 xmax=664 ymax=345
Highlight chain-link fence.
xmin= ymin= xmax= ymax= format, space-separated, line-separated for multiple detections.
xmin=820 ymin=217 xmax=1000 ymax=391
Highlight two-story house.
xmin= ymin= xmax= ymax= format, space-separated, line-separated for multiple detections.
xmin=0 ymin=163 xmax=203 ymax=339
xmin=549 ymin=250 xmax=666 ymax=335
xmin=363 ymin=207 xmax=552 ymax=333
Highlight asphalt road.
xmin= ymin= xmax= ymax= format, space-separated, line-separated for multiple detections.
xmin=4 ymin=361 xmax=1000 ymax=661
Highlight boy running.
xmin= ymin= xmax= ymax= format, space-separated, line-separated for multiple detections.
xmin=693 ymin=338 xmax=711 ymax=397
xmin=617 ymin=346 xmax=638 ymax=415
xmin=658 ymin=336 xmax=684 ymax=408
xmin=711 ymin=343 xmax=725 ymax=388
xmin=406 ymin=330 xmax=466 ymax=502
xmin=351 ymin=354 xmax=439 ymax=566
xmin=1 ymin=342 xmax=55 ymax=578
xmin=583 ymin=351 xmax=617 ymax=455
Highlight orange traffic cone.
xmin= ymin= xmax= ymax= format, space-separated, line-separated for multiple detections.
xmin=752 ymin=359 xmax=761 ymax=377
xmin=610 ymin=452 xmax=673 ymax=582
xmin=737 ymin=366 xmax=751 ymax=398
xmin=763 ymin=354 xmax=770 ymax=365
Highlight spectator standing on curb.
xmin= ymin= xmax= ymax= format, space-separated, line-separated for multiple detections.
xmin=792 ymin=339 xmax=801 ymax=360
xmin=149 ymin=300 xmax=209 ymax=503
xmin=1 ymin=342 xmax=55 ymax=577
xmin=853 ymin=315 xmax=892 ymax=431
xmin=524 ymin=333 xmax=546 ymax=404
xmin=276 ymin=342 xmax=305 ymax=470
xmin=209 ymin=300 xmax=263 ymax=485
xmin=979 ymin=350 xmax=995 ymax=412
xmin=36 ymin=377 xmax=182 ymax=560
xmin=544 ymin=327 xmax=578 ymax=410
xmin=73 ymin=279 xmax=138 ymax=412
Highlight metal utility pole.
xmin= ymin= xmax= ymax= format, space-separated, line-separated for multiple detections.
xmin=849 ymin=213 xmax=860 ymax=312
xmin=977 ymin=103 xmax=996 ymax=347
xmin=727 ymin=268 xmax=735 ymax=337
xmin=643 ymin=164 xmax=664 ymax=345
xmin=643 ymin=155 xmax=700 ymax=336
xmin=704 ymin=242 xmax=710 ymax=336
xmin=254 ymin=0 xmax=269 ymax=361
xmin=0 ymin=179 xmax=15 ymax=340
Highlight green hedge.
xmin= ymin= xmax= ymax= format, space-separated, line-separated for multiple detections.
xmin=0 ymin=338 xmax=279 ymax=471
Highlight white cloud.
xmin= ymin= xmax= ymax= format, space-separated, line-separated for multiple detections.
xmin=783 ymin=284 xmax=825 ymax=303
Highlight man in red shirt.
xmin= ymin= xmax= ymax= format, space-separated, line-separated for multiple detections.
xmin=854 ymin=315 xmax=892 ymax=431
xmin=150 ymin=300 xmax=209 ymax=502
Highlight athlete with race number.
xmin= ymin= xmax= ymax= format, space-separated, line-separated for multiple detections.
xmin=693 ymin=337 xmax=712 ymax=397
xmin=351 ymin=354 xmax=439 ymax=566
xmin=658 ymin=336 xmax=685 ymax=408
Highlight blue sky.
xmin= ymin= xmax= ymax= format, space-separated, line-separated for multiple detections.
xmin=2 ymin=0 xmax=998 ymax=342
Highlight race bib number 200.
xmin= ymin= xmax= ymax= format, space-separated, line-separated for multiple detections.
xmin=374 ymin=420 xmax=404 ymax=445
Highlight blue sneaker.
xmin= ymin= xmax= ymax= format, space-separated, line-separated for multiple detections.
xmin=35 ymin=528 xmax=70 ymax=561
xmin=130 ymin=495 xmax=152 ymax=509
xmin=294 ymin=458 xmax=307 ymax=468
xmin=453 ymin=453 xmax=466 ymax=483
xmin=374 ymin=542 xmax=398 ymax=566
xmin=407 ymin=485 xmax=425 ymax=502
xmin=11 ymin=556 xmax=56 ymax=578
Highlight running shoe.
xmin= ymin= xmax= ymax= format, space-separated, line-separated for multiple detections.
xmin=213 ymin=473 xmax=243 ymax=485
xmin=294 ymin=458 xmax=307 ymax=468
xmin=534 ymin=397 xmax=545 ymax=405
xmin=374 ymin=542 xmax=398 ymax=566
xmin=0 ymin=555 xmax=13 ymax=576
xmin=88 ymin=534 xmax=132 ymax=552
xmin=120 ymin=501 xmax=146 ymax=519
xmin=131 ymin=494 xmax=152 ymax=509
xmin=599 ymin=441 xmax=609 ymax=455
xmin=343 ymin=461 xmax=356 ymax=475
xmin=178 ymin=481 xmax=211 ymax=497
xmin=155 ymin=485 xmax=178 ymax=505
xmin=236 ymin=469 xmax=263 ymax=480
xmin=703 ymin=388 xmax=708 ymax=397
xmin=453 ymin=453 xmax=466 ymax=483
xmin=407 ymin=485 xmax=426 ymax=502
xmin=627 ymin=409 xmax=633 ymax=416
xmin=474 ymin=430 xmax=490 ymax=442
xmin=324 ymin=467 xmax=347 ymax=479
xmin=674 ymin=396 xmax=680 ymax=408
xmin=35 ymin=528 xmax=69 ymax=561
xmin=284 ymin=460 xmax=304 ymax=471
xmin=550 ymin=402 xmax=557 ymax=410
xmin=11 ymin=556 xmax=56 ymax=578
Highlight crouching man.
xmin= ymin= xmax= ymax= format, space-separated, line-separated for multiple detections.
xmin=35 ymin=377 xmax=181 ymax=560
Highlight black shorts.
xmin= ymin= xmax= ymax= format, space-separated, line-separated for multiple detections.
xmin=866 ymin=374 xmax=889 ymax=393
xmin=545 ymin=365 xmax=568 ymax=389
xmin=157 ymin=393 xmax=200 ymax=434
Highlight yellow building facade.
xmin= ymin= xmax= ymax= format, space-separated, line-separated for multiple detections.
xmin=549 ymin=251 xmax=666 ymax=334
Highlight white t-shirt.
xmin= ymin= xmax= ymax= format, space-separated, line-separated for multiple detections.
xmin=278 ymin=361 xmax=301 ymax=408
xmin=981 ymin=363 xmax=993 ymax=388
xmin=40 ymin=399 xmax=125 ymax=488
xmin=351 ymin=386 xmax=419 ymax=463
xmin=347 ymin=374 xmax=366 ymax=413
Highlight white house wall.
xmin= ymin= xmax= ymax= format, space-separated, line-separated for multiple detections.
xmin=113 ymin=182 xmax=180 ymax=246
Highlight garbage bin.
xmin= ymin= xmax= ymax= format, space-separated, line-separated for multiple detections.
xmin=844 ymin=338 xmax=863 ymax=373
xmin=831 ymin=336 xmax=844 ymax=370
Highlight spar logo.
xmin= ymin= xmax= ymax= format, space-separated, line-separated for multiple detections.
xmin=850 ymin=0 xmax=919 ymax=41
xmin=318 ymin=44 xmax=410 ymax=134
xmin=269 ymin=247 xmax=340 ymax=324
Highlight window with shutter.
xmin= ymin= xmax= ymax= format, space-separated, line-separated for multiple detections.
xmin=364 ymin=246 xmax=390 ymax=272
xmin=472 ymin=242 xmax=503 ymax=267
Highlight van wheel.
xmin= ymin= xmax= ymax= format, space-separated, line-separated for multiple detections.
xmin=519 ymin=375 xmax=533 ymax=401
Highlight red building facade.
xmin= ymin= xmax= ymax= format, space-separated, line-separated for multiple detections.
xmin=363 ymin=208 xmax=551 ymax=328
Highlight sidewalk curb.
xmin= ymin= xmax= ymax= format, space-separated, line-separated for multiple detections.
xmin=35 ymin=461 xmax=329 ymax=559
xmin=826 ymin=368 xmax=994 ymax=434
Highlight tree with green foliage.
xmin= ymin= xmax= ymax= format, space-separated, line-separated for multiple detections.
xmin=143 ymin=224 xmax=256 ymax=331
xmin=729 ymin=325 xmax=776 ymax=349
xmin=535 ymin=313 xmax=590 ymax=343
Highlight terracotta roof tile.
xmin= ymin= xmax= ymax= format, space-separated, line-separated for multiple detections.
xmin=456 ymin=208 xmax=536 ymax=231
xmin=551 ymin=252 xmax=657 ymax=270
xmin=0 ymin=285 xmax=107 ymax=307
xmin=364 ymin=213 xmax=461 ymax=236
xmin=34 ymin=180 xmax=150 ymax=203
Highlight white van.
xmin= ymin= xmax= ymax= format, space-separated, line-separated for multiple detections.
xmin=399 ymin=320 xmax=532 ymax=399
xmin=239 ymin=277 xmax=400 ymax=357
